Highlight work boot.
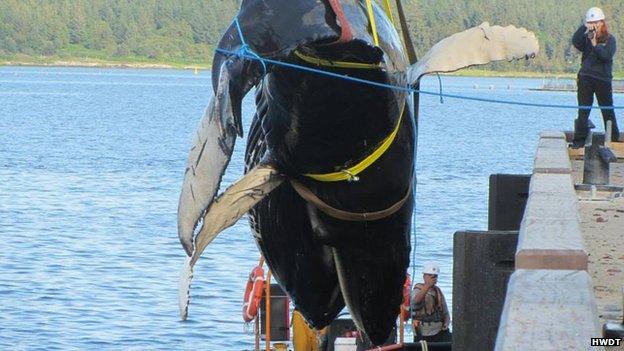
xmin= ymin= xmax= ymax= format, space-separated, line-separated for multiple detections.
xmin=606 ymin=118 xmax=621 ymax=142
xmin=571 ymin=118 xmax=593 ymax=148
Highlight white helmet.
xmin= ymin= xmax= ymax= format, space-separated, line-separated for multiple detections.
xmin=585 ymin=7 xmax=605 ymax=23
xmin=422 ymin=262 xmax=440 ymax=275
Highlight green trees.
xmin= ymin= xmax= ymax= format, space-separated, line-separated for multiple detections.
xmin=0 ymin=0 xmax=621 ymax=73
xmin=0 ymin=0 xmax=237 ymax=65
xmin=401 ymin=0 xmax=624 ymax=73
xmin=0 ymin=0 xmax=68 ymax=56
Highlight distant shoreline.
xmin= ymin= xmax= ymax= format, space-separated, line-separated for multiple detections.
xmin=2 ymin=58 xmax=622 ymax=79
xmin=0 ymin=58 xmax=211 ymax=70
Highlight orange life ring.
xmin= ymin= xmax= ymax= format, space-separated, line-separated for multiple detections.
xmin=242 ymin=265 xmax=265 ymax=322
xmin=400 ymin=274 xmax=411 ymax=320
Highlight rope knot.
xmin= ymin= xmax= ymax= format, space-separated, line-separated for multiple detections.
xmin=230 ymin=17 xmax=267 ymax=74
xmin=340 ymin=169 xmax=360 ymax=182
xmin=236 ymin=44 xmax=251 ymax=59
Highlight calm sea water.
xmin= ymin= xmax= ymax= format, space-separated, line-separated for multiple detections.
xmin=1 ymin=66 xmax=621 ymax=350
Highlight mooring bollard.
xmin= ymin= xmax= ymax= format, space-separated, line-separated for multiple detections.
xmin=583 ymin=131 xmax=617 ymax=185
xmin=602 ymin=287 xmax=624 ymax=340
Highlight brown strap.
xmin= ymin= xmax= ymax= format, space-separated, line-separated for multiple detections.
xmin=289 ymin=179 xmax=411 ymax=221
xmin=433 ymin=286 xmax=443 ymax=311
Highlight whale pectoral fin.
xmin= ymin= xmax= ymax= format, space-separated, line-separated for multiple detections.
xmin=178 ymin=63 xmax=238 ymax=256
xmin=190 ymin=164 xmax=284 ymax=266
xmin=179 ymin=164 xmax=283 ymax=320
xmin=178 ymin=57 xmax=262 ymax=256
xmin=408 ymin=22 xmax=539 ymax=82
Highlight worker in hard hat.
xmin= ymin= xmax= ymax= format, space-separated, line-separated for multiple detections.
xmin=410 ymin=262 xmax=451 ymax=343
xmin=571 ymin=7 xmax=620 ymax=148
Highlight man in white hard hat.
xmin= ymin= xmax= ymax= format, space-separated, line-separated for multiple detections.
xmin=410 ymin=262 xmax=451 ymax=343
xmin=571 ymin=7 xmax=620 ymax=147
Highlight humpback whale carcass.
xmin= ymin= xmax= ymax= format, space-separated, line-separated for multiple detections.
xmin=177 ymin=0 xmax=538 ymax=344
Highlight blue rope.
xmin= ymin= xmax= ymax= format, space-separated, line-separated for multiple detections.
xmin=231 ymin=18 xmax=267 ymax=75
xmin=436 ymin=73 xmax=444 ymax=104
xmin=409 ymin=98 xmax=419 ymax=293
xmin=216 ymin=45 xmax=624 ymax=111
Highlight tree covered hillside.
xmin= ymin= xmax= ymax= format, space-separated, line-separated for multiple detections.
xmin=1 ymin=0 xmax=622 ymax=73
xmin=0 ymin=0 xmax=239 ymax=66
xmin=404 ymin=0 xmax=624 ymax=73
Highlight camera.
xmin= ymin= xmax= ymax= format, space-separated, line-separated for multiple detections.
xmin=586 ymin=28 xmax=596 ymax=39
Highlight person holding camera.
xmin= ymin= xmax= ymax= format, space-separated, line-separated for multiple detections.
xmin=571 ymin=7 xmax=620 ymax=147
xmin=410 ymin=263 xmax=451 ymax=343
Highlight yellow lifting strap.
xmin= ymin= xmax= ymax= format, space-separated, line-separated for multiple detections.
xmin=365 ymin=0 xmax=380 ymax=46
xmin=382 ymin=0 xmax=411 ymax=61
xmin=294 ymin=50 xmax=381 ymax=70
xmin=382 ymin=0 xmax=396 ymax=27
xmin=303 ymin=104 xmax=406 ymax=182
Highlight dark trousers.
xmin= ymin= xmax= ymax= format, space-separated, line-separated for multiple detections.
xmin=574 ymin=75 xmax=620 ymax=142
xmin=414 ymin=328 xmax=452 ymax=343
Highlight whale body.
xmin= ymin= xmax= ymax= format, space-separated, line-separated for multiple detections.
xmin=177 ymin=0 xmax=539 ymax=345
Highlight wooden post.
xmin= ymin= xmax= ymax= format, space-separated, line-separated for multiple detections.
xmin=254 ymin=256 xmax=265 ymax=351
xmin=265 ymin=270 xmax=272 ymax=351
xmin=399 ymin=307 xmax=405 ymax=343
xmin=255 ymin=314 xmax=260 ymax=351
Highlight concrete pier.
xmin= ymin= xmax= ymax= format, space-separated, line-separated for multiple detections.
xmin=571 ymin=147 xmax=624 ymax=326
xmin=494 ymin=131 xmax=624 ymax=351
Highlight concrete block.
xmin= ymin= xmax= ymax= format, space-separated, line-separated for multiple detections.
xmin=517 ymin=217 xmax=585 ymax=251
xmin=540 ymin=131 xmax=566 ymax=139
xmin=517 ymin=217 xmax=585 ymax=248
xmin=495 ymin=269 xmax=602 ymax=351
xmin=524 ymin=173 xmax=578 ymax=220
xmin=522 ymin=193 xmax=579 ymax=221
xmin=488 ymin=174 xmax=530 ymax=231
xmin=516 ymin=214 xmax=587 ymax=270
xmin=528 ymin=173 xmax=574 ymax=194
xmin=538 ymin=137 xmax=568 ymax=149
xmin=533 ymin=147 xmax=572 ymax=174
xmin=453 ymin=231 xmax=518 ymax=351
xmin=515 ymin=172 xmax=587 ymax=270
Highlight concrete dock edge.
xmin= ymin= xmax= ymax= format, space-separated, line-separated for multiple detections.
xmin=494 ymin=131 xmax=603 ymax=350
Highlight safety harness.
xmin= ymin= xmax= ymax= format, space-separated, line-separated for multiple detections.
xmin=412 ymin=283 xmax=445 ymax=324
